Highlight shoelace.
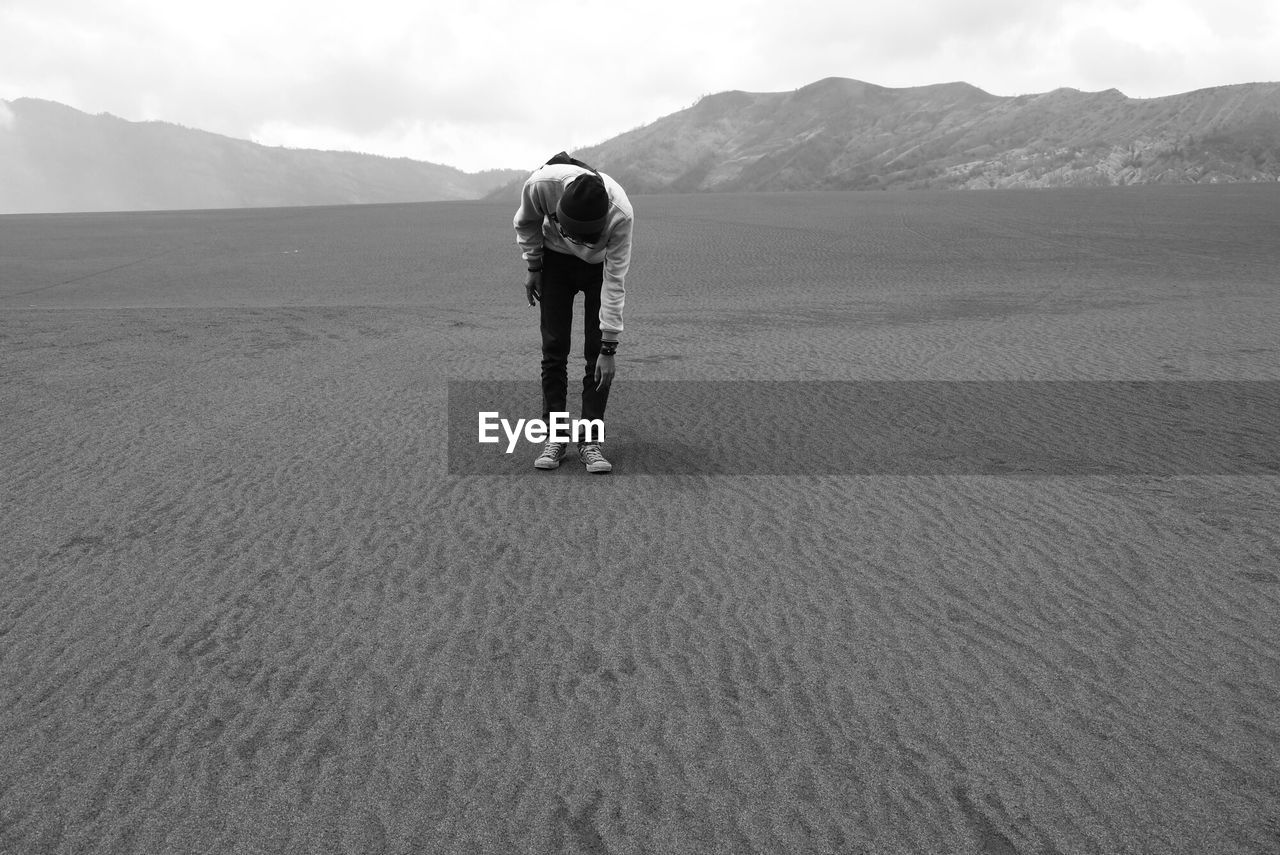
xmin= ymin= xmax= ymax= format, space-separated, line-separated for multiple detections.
xmin=540 ymin=441 xmax=566 ymax=459
xmin=579 ymin=444 xmax=605 ymax=464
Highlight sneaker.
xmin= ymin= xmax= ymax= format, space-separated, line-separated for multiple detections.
xmin=534 ymin=440 xmax=568 ymax=470
xmin=577 ymin=442 xmax=612 ymax=474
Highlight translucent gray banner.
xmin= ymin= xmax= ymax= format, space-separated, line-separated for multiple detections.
xmin=447 ymin=381 xmax=1280 ymax=475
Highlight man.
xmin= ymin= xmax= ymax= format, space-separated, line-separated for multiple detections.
xmin=513 ymin=152 xmax=633 ymax=474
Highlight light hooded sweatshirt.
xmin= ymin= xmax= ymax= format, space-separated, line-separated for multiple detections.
xmin=513 ymin=163 xmax=633 ymax=340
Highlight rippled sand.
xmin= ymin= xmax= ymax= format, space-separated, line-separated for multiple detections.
xmin=3 ymin=186 xmax=1279 ymax=853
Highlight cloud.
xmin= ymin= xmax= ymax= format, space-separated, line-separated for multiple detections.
xmin=1068 ymin=26 xmax=1185 ymax=94
xmin=2 ymin=0 xmax=1278 ymax=170
xmin=1058 ymin=0 xmax=1280 ymax=96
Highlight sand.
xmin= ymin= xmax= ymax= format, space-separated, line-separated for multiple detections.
xmin=2 ymin=185 xmax=1279 ymax=853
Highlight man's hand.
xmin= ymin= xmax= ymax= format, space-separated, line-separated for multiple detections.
xmin=525 ymin=270 xmax=542 ymax=306
xmin=594 ymin=353 xmax=616 ymax=391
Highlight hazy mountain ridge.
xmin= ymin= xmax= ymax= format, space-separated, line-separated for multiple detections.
xmin=0 ymin=98 xmax=524 ymax=214
xmin=6 ymin=79 xmax=1279 ymax=214
xmin=493 ymin=78 xmax=1280 ymax=196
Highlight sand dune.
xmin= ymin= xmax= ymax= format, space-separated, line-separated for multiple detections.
xmin=2 ymin=185 xmax=1279 ymax=853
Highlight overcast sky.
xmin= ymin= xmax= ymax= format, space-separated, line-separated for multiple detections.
xmin=2 ymin=0 xmax=1276 ymax=173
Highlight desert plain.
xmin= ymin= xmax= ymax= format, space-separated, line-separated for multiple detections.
xmin=2 ymin=184 xmax=1279 ymax=854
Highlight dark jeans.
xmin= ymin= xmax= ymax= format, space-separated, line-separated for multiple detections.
xmin=540 ymin=249 xmax=609 ymax=429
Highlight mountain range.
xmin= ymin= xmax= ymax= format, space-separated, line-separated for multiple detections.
xmin=0 ymin=98 xmax=523 ymax=215
xmin=4 ymin=78 xmax=1279 ymax=214
xmin=513 ymin=77 xmax=1280 ymax=197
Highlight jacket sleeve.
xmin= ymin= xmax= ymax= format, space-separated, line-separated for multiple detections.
xmin=599 ymin=216 xmax=632 ymax=339
xmin=513 ymin=177 xmax=549 ymax=268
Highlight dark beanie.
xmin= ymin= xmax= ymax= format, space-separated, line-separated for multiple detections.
xmin=556 ymin=174 xmax=609 ymax=235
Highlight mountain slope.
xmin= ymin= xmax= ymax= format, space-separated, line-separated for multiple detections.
xmin=0 ymin=98 xmax=524 ymax=214
xmin=491 ymin=77 xmax=1280 ymax=197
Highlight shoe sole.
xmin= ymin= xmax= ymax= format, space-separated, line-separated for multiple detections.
xmin=534 ymin=458 xmax=563 ymax=470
